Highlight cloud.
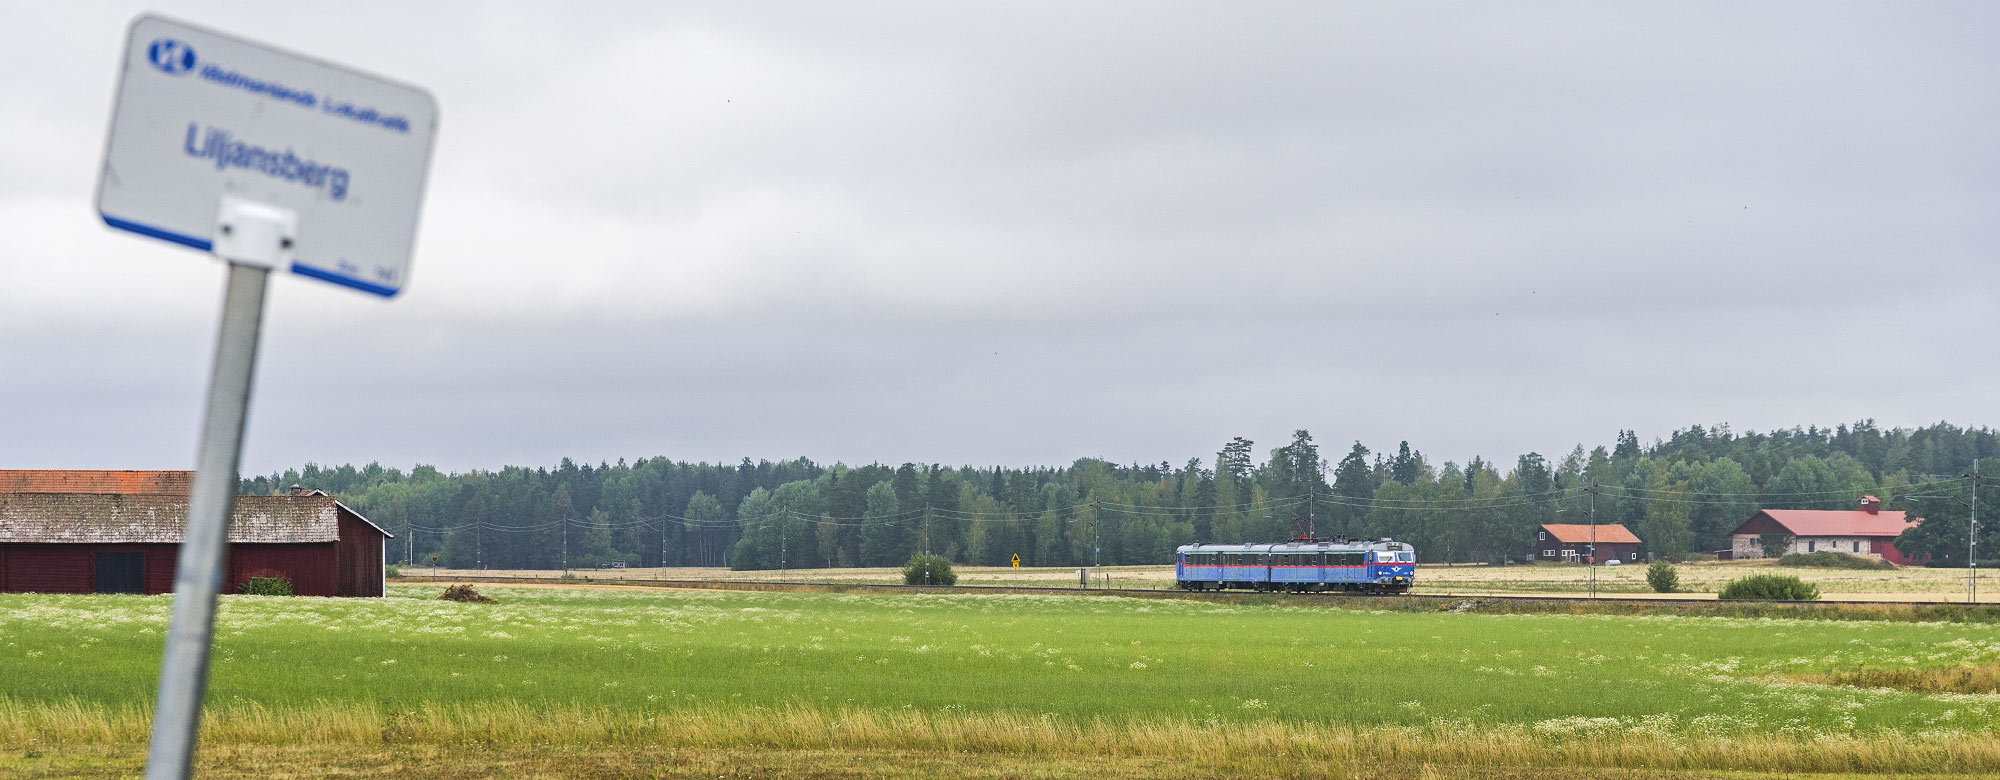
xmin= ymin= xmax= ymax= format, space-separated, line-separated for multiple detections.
xmin=3 ymin=1 xmax=1996 ymax=474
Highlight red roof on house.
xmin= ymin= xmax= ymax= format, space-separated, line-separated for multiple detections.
xmin=0 ymin=470 xmax=191 ymax=495
xmin=1741 ymin=509 xmax=1917 ymax=538
xmin=1540 ymin=523 xmax=1641 ymax=545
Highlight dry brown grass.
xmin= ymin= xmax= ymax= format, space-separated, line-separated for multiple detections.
xmin=1792 ymin=662 xmax=2000 ymax=694
xmin=4 ymin=700 xmax=2000 ymax=777
xmin=14 ymin=744 xmax=1984 ymax=780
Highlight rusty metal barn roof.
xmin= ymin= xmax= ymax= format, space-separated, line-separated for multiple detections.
xmin=0 ymin=470 xmax=192 ymax=495
xmin=0 ymin=493 xmax=389 ymax=544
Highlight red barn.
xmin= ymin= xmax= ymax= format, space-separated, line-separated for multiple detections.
xmin=1729 ymin=495 xmax=1924 ymax=565
xmin=0 ymin=470 xmax=389 ymax=597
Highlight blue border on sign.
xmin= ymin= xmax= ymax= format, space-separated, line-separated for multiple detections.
xmin=101 ymin=212 xmax=401 ymax=298
xmin=289 ymin=262 xmax=398 ymax=297
xmin=102 ymin=213 xmax=212 ymax=252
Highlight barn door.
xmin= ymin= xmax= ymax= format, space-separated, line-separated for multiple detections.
xmin=94 ymin=552 xmax=144 ymax=594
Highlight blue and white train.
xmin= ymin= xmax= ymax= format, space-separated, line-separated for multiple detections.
xmin=1174 ymin=538 xmax=1416 ymax=593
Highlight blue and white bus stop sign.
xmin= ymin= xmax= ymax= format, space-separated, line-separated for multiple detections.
xmin=98 ymin=15 xmax=437 ymax=296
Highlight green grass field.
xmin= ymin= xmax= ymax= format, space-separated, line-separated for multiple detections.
xmin=3 ymin=585 xmax=1998 ymax=778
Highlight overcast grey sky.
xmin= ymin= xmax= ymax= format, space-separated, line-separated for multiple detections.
xmin=2 ymin=2 xmax=1995 ymax=476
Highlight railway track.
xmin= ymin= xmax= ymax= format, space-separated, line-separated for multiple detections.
xmin=389 ymin=574 xmax=1993 ymax=609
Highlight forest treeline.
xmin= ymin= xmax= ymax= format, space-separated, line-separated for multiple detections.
xmin=243 ymin=421 xmax=2000 ymax=571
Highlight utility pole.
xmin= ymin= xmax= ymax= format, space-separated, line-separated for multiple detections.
xmin=561 ymin=508 xmax=569 ymax=575
xmin=1304 ymin=459 xmax=1317 ymax=541
xmin=1971 ymin=460 xmax=1982 ymax=603
xmin=1583 ymin=479 xmax=1601 ymax=599
xmin=780 ymin=517 xmax=787 ymax=581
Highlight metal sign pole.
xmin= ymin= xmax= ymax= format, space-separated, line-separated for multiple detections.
xmin=144 ymin=260 xmax=270 ymax=780
xmin=98 ymin=19 xmax=436 ymax=774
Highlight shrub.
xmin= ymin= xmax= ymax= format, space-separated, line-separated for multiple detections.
xmin=903 ymin=553 xmax=957 ymax=586
xmin=1778 ymin=551 xmax=1895 ymax=570
xmin=1719 ymin=574 xmax=1820 ymax=601
xmin=239 ymin=575 xmax=293 ymax=596
xmin=1759 ymin=533 xmax=1794 ymax=559
xmin=384 ymin=565 xmax=401 ymax=579
xmin=1645 ymin=561 xmax=1679 ymax=593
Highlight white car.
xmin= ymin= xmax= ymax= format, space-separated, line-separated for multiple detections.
xmin=1603 ymin=559 xmax=1623 ymax=566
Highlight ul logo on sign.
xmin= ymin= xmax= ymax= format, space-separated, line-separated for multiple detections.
xmin=147 ymin=38 xmax=196 ymax=75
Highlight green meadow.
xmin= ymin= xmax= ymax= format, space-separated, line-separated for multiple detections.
xmin=2 ymin=585 xmax=1998 ymax=778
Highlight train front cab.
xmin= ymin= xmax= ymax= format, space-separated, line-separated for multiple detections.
xmin=1176 ymin=550 xmax=1218 ymax=589
xmin=1369 ymin=549 xmax=1416 ymax=593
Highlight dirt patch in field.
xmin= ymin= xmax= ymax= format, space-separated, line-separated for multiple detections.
xmin=437 ymin=584 xmax=496 ymax=603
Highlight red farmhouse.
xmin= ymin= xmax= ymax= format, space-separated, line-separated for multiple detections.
xmin=1729 ymin=495 xmax=1923 ymax=565
xmin=1529 ymin=523 xmax=1643 ymax=564
xmin=0 ymin=470 xmax=389 ymax=597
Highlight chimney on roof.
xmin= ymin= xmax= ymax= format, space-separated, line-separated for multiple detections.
xmin=289 ymin=483 xmax=305 ymax=496
xmin=1858 ymin=495 xmax=1881 ymax=514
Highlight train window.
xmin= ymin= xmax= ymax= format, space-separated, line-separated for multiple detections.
xmin=1398 ymin=552 xmax=1413 ymax=563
